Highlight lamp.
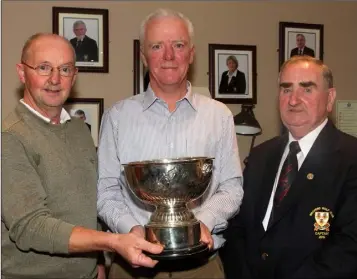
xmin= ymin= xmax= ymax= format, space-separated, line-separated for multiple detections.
xmin=234 ymin=104 xmax=262 ymax=159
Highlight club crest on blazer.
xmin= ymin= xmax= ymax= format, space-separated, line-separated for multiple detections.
xmin=309 ymin=207 xmax=334 ymax=239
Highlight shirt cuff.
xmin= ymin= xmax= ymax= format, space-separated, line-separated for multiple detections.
xmin=212 ymin=234 xmax=225 ymax=250
xmin=115 ymin=215 xmax=141 ymax=234
xmin=195 ymin=210 xmax=216 ymax=232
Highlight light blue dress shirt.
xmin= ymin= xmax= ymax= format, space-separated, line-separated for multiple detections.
xmin=97 ymin=82 xmax=243 ymax=249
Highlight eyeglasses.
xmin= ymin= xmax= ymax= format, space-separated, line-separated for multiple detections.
xmin=21 ymin=61 xmax=77 ymax=77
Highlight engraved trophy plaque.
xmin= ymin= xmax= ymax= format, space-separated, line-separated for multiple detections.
xmin=123 ymin=157 xmax=213 ymax=259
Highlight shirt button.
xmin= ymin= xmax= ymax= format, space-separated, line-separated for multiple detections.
xmin=261 ymin=252 xmax=268 ymax=260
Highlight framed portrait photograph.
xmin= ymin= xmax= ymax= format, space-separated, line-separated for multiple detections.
xmin=209 ymin=44 xmax=257 ymax=104
xmin=53 ymin=6 xmax=109 ymax=73
xmin=279 ymin=21 xmax=324 ymax=67
xmin=133 ymin=39 xmax=149 ymax=95
xmin=64 ymin=98 xmax=104 ymax=147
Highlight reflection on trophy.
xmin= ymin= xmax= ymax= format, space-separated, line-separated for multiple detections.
xmin=123 ymin=157 xmax=213 ymax=259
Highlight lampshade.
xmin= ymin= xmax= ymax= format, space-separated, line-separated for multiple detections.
xmin=234 ymin=104 xmax=262 ymax=135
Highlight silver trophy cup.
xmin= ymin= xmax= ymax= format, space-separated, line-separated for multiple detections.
xmin=123 ymin=157 xmax=213 ymax=259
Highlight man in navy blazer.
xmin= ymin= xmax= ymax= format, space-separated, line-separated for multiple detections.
xmin=70 ymin=20 xmax=99 ymax=62
xmin=221 ymin=56 xmax=357 ymax=279
xmin=290 ymin=34 xmax=315 ymax=58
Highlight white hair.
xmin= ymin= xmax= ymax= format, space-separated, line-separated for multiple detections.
xmin=139 ymin=8 xmax=194 ymax=47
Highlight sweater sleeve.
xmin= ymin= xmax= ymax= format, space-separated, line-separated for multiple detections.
xmin=2 ymin=132 xmax=75 ymax=254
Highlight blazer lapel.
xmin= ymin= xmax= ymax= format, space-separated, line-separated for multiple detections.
xmin=268 ymin=120 xmax=340 ymax=229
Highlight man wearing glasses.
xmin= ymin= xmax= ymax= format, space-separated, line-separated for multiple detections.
xmin=2 ymin=33 xmax=162 ymax=279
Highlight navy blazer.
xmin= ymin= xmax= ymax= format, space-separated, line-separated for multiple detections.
xmin=221 ymin=120 xmax=357 ymax=279
xmin=290 ymin=46 xmax=315 ymax=58
xmin=218 ymin=70 xmax=246 ymax=94
xmin=70 ymin=35 xmax=99 ymax=62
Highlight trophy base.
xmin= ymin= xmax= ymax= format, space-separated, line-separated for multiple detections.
xmin=144 ymin=241 xmax=209 ymax=260
xmin=144 ymin=221 xmax=208 ymax=260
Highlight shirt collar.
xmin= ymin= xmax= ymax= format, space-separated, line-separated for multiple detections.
xmin=288 ymin=118 xmax=328 ymax=158
xmin=20 ymin=99 xmax=71 ymax=124
xmin=226 ymin=69 xmax=238 ymax=77
xmin=142 ymin=85 xmax=158 ymax=111
xmin=142 ymin=81 xmax=197 ymax=111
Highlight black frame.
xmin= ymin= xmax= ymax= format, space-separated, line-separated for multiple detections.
xmin=133 ymin=39 xmax=142 ymax=95
xmin=64 ymin=98 xmax=104 ymax=147
xmin=279 ymin=22 xmax=324 ymax=134
xmin=209 ymin=44 xmax=257 ymax=104
xmin=133 ymin=39 xmax=150 ymax=95
xmin=52 ymin=6 xmax=109 ymax=73
xmin=279 ymin=21 xmax=324 ymax=68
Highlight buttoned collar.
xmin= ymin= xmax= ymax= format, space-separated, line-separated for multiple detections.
xmin=288 ymin=118 xmax=328 ymax=158
xmin=226 ymin=69 xmax=238 ymax=77
xmin=142 ymin=81 xmax=197 ymax=111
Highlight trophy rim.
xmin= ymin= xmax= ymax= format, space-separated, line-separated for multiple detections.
xmin=122 ymin=156 xmax=214 ymax=166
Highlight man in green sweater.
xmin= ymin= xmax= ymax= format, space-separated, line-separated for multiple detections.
xmin=1 ymin=33 xmax=163 ymax=279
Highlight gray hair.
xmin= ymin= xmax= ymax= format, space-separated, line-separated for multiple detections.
xmin=226 ymin=55 xmax=238 ymax=67
xmin=139 ymin=8 xmax=194 ymax=47
xmin=73 ymin=20 xmax=86 ymax=29
xmin=296 ymin=33 xmax=306 ymax=39
xmin=278 ymin=56 xmax=334 ymax=89
xmin=74 ymin=109 xmax=86 ymax=117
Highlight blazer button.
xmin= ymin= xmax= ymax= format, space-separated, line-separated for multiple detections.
xmin=261 ymin=252 xmax=269 ymax=260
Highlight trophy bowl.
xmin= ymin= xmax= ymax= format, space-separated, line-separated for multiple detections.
xmin=123 ymin=157 xmax=214 ymax=259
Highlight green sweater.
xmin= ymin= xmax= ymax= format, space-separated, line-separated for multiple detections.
xmin=2 ymin=104 xmax=99 ymax=278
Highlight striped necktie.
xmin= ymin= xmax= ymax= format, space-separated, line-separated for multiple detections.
xmin=268 ymin=141 xmax=301 ymax=227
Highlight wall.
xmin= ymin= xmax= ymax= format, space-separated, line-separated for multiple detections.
xmin=2 ymin=1 xmax=357 ymax=163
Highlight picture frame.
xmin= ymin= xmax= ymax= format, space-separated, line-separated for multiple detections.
xmin=64 ymin=98 xmax=104 ymax=147
xmin=53 ymin=6 xmax=109 ymax=73
xmin=133 ymin=39 xmax=149 ymax=95
xmin=209 ymin=44 xmax=257 ymax=104
xmin=279 ymin=21 xmax=324 ymax=67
